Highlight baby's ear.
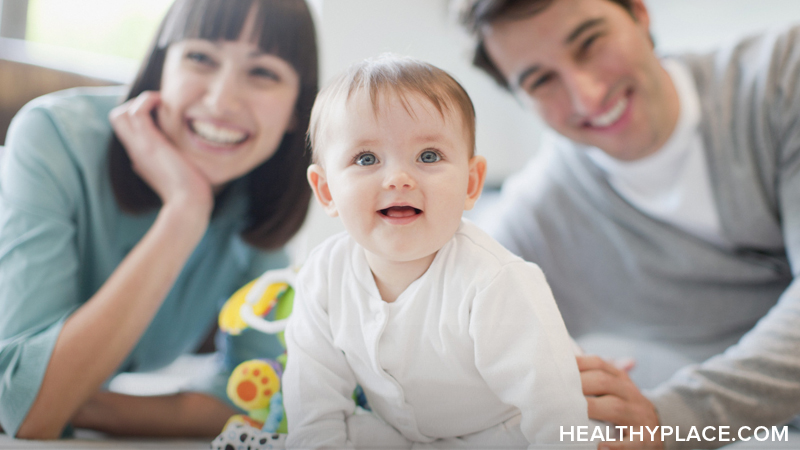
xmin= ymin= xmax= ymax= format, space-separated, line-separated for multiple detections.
xmin=307 ymin=164 xmax=339 ymax=217
xmin=464 ymin=155 xmax=487 ymax=210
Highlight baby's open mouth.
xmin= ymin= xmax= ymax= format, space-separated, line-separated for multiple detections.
xmin=379 ymin=206 xmax=422 ymax=218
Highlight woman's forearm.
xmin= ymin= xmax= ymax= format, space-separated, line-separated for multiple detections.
xmin=17 ymin=203 xmax=209 ymax=439
xmin=71 ymin=391 xmax=236 ymax=438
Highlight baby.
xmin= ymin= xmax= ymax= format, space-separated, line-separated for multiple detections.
xmin=283 ymin=54 xmax=591 ymax=449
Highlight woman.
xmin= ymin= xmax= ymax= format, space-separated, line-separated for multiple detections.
xmin=0 ymin=0 xmax=317 ymax=439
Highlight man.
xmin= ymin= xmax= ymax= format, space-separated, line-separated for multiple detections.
xmin=459 ymin=0 xmax=800 ymax=449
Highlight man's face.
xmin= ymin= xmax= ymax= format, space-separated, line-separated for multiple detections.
xmin=482 ymin=0 xmax=679 ymax=161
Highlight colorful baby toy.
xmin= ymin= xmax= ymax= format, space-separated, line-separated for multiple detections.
xmin=217 ymin=267 xmax=296 ymax=436
xmin=212 ymin=267 xmax=370 ymax=449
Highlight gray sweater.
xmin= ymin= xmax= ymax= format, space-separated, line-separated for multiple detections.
xmin=488 ymin=25 xmax=800 ymax=449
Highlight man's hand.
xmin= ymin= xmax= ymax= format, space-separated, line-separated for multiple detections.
xmin=577 ymin=355 xmax=664 ymax=450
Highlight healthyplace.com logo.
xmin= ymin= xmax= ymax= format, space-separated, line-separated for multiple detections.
xmin=560 ymin=425 xmax=789 ymax=443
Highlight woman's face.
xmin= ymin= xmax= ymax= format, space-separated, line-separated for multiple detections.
xmin=157 ymin=17 xmax=300 ymax=188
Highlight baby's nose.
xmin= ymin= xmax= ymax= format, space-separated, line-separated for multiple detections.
xmin=383 ymin=169 xmax=415 ymax=190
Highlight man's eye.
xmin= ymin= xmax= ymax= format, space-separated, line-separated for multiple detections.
xmin=355 ymin=153 xmax=377 ymax=166
xmin=419 ymin=150 xmax=441 ymax=163
xmin=580 ymin=33 xmax=602 ymax=55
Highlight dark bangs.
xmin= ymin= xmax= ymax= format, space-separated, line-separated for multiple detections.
xmin=156 ymin=0 xmax=317 ymax=87
xmin=109 ymin=0 xmax=318 ymax=250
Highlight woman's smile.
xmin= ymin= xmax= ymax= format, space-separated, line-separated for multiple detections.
xmin=188 ymin=119 xmax=250 ymax=147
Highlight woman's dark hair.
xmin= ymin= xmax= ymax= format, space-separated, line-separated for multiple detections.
xmin=109 ymin=0 xmax=317 ymax=250
xmin=459 ymin=0 xmax=634 ymax=90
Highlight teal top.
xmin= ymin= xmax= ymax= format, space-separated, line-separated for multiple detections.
xmin=0 ymin=87 xmax=288 ymax=437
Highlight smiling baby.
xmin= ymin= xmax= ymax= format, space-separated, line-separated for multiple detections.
xmin=283 ymin=54 xmax=592 ymax=449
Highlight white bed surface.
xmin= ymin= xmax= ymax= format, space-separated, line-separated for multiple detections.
xmin=0 ymin=429 xmax=209 ymax=449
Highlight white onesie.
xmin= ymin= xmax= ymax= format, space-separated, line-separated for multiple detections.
xmin=284 ymin=219 xmax=591 ymax=449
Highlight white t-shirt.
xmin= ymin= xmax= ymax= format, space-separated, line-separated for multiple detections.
xmin=283 ymin=219 xmax=591 ymax=448
xmin=586 ymin=59 xmax=727 ymax=247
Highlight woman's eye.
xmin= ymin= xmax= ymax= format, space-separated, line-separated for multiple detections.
xmin=419 ymin=150 xmax=441 ymax=163
xmin=251 ymin=67 xmax=280 ymax=81
xmin=186 ymin=51 xmax=215 ymax=66
xmin=355 ymin=153 xmax=377 ymax=166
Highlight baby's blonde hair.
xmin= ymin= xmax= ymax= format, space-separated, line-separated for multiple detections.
xmin=307 ymin=54 xmax=476 ymax=162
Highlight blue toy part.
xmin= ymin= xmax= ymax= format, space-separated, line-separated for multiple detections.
xmin=353 ymin=384 xmax=371 ymax=411
xmin=262 ymin=392 xmax=285 ymax=433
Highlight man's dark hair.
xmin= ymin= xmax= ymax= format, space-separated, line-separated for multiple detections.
xmin=459 ymin=0 xmax=634 ymax=90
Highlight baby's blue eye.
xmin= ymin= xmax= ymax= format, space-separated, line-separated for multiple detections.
xmin=356 ymin=153 xmax=377 ymax=166
xmin=419 ymin=150 xmax=441 ymax=163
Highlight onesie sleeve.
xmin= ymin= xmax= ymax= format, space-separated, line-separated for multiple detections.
xmin=470 ymin=261 xmax=592 ymax=447
xmin=283 ymin=249 xmax=358 ymax=449
xmin=0 ymin=106 xmax=85 ymax=437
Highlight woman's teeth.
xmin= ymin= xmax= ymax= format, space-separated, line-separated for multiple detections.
xmin=589 ymin=96 xmax=628 ymax=128
xmin=190 ymin=120 xmax=248 ymax=145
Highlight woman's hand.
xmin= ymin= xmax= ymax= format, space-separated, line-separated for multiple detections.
xmin=577 ymin=355 xmax=664 ymax=450
xmin=109 ymin=91 xmax=213 ymax=218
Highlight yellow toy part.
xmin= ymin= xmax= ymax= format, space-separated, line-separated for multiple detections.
xmin=219 ymin=279 xmax=289 ymax=335
xmin=227 ymin=360 xmax=281 ymax=413
xmin=223 ymin=413 xmax=264 ymax=431
xmin=239 ymin=268 xmax=297 ymax=335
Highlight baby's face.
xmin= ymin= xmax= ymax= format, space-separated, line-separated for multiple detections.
xmin=309 ymin=91 xmax=485 ymax=264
